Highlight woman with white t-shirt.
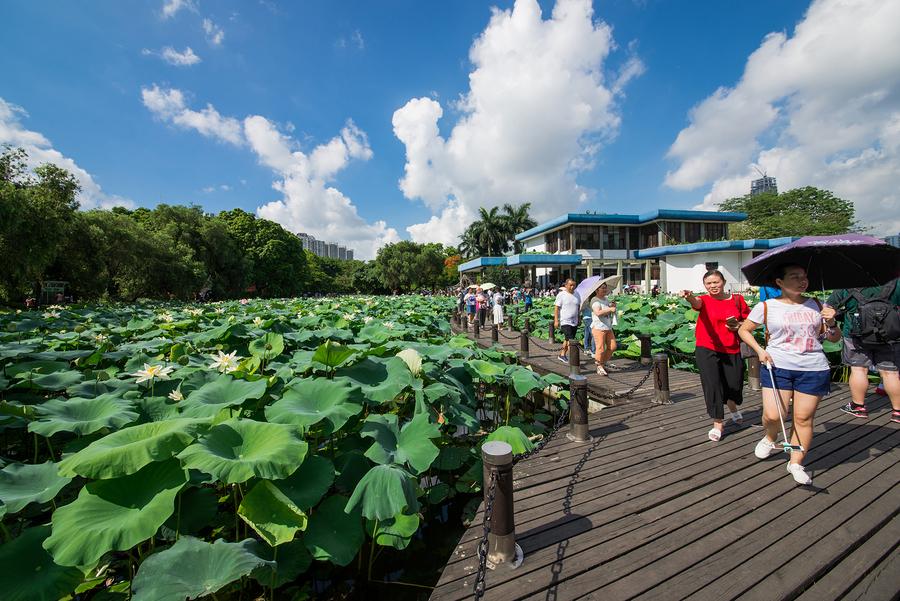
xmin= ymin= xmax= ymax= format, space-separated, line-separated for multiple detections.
xmin=590 ymin=282 xmax=617 ymax=375
xmin=738 ymin=264 xmax=841 ymax=485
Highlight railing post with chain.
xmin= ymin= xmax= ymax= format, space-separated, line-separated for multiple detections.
xmin=463 ymin=314 xmax=469 ymax=332
xmin=652 ymin=352 xmax=671 ymax=405
xmin=481 ymin=441 xmax=523 ymax=568
xmin=569 ymin=343 xmax=580 ymax=376
xmin=639 ymin=334 xmax=652 ymax=365
xmin=548 ymin=320 xmax=555 ymax=342
xmin=473 ymin=318 xmax=480 ymax=339
xmin=747 ymin=355 xmax=761 ymax=391
xmin=491 ymin=323 xmax=499 ymax=343
xmin=523 ymin=317 xmax=530 ymax=335
xmin=507 ymin=314 xmax=514 ymax=333
xmin=519 ymin=329 xmax=529 ymax=358
xmin=566 ymin=374 xmax=592 ymax=443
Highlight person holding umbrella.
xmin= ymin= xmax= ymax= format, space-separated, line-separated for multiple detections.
xmin=681 ymin=269 xmax=750 ymax=441
xmin=589 ymin=280 xmax=618 ymax=375
xmin=738 ymin=264 xmax=842 ymax=484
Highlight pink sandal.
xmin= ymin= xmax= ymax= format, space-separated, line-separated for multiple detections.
xmin=708 ymin=428 xmax=722 ymax=442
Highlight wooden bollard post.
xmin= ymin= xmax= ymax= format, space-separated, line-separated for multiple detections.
xmin=491 ymin=324 xmax=499 ymax=343
xmin=473 ymin=318 xmax=480 ymax=339
xmin=747 ymin=355 xmax=761 ymax=391
xmin=507 ymin=315 xmax=514 ymax=333
xmin=523 ymin=318 xmax=530 ymax=334
xmin=569 ymin=343 xmax=580 ymax=376
xmin=481 ymin=441 xmax=523 ymax=568
xmin=639 ymin=334 xmax=652 ymax=365
xmin=519 ymin=330 xmax=529 ymax=358
xmin=463 ymin=315 xmax=469 ymax=332
xmin=548 ymin=321 xmax=555 ymax=342
xmin=653 ymin=353 xmax=671 ymax=405
xmin=566 ymin=374 xmax=592 ymax=443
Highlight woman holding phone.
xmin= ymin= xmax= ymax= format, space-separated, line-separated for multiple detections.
xmin=738 ymin=264 xmax=841 ymax=485
xmin=682 ymin=270 xmax=750 ymax=441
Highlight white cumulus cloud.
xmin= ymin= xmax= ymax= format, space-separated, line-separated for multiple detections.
xmin=203 ymin=18 xmax=225 ymax=46
xmin=394 ymin=0 xmax=642 ymax=245
xmin=141 ymin=84 xmax=244 ymax=146
xmin=161 ymin=0 xmax=196 ymax=19
xmin=142 ymin=46 xmax=202 ymax=67
xmin=665 ymin=0 xmax=900 ymax=236
xmin=141 ymin=86 xmax=398 ymax=259
xmin=0 ymin=97 xmax=133 ymax=209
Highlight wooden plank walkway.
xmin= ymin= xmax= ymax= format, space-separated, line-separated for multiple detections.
xmin=433 ymin=320 xmax=900 ymax=601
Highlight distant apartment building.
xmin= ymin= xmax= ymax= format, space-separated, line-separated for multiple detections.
xmin=751 ymin=175 xmax=778 ymax=196
xmin=296 ymin=232 xmax=355 ymax=260
xmin=884 ymin=233 xmax=900 ymax=248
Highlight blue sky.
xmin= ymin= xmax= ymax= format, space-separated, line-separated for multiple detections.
xmin=2 ymin=0 xmax=898 ymax=257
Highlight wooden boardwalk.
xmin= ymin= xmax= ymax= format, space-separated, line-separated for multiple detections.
xmin=432 ymin=321 xmax=900 ymax=601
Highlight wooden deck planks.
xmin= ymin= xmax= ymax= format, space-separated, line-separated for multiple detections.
xmin=431 ymin=323 xmax=900 ymax=601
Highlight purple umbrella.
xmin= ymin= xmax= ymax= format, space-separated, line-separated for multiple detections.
xmin=741 ymin=234 xmax=900 ymax=289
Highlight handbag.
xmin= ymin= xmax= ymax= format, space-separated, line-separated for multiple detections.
xmin=734 ymin=295 xmax=755 ymax=358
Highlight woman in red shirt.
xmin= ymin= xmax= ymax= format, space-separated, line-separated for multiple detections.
xmin=682 ymin=270 xmax=751 ymax=441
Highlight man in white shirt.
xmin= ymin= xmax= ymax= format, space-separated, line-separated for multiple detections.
xmin=554 ymin=278 xmax=581 ymax=363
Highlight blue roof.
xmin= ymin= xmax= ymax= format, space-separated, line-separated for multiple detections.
xmin=506 ymin=254 xmax=583 ymax=266
xmin=457 ymin=256 xmax=507 ymax=273
xmin=515 ymin=209 xmax=747 ymax=241
xmin=634 ymin=237 xmax=798 ymax=259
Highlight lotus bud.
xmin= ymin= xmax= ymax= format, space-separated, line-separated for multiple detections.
xmin=396 ymin=348 xmax=423 ymax=377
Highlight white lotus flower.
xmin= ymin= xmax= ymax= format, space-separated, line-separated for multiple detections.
xmin=131 ymin=363 xmax=174 ymax=384
xmin=363 ymin=316 xmax=373 ymax=324
xmin=168 ymin=388 xmax=184 ymax=401
xmin=253 ymin=317 xmax=264 ymax=327
xmin=158 ymin=312 xmax=174 ymax=323
xmin=384 ymin=321 xmax=395 ymax=329
xmin=188 ymin=308 xmax=204 ymax=316
xmin=209 ymin=350 xmax=242 ymax=373
xmin=215 ymin=307 xmax=226 ymax=314
xmin=396 ymin=349 xmax=423 ymax=376
xmin=94 ymin=333 xmax=108 ymax=343
xmin=43 ymin=311 xmax=60 ymax=319
xmin=342 ymin=313 xmax=355 ymax=321
xmin=48 ymin=304 xmax=64 ymax=310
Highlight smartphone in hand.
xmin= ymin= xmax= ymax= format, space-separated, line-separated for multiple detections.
xmin=725 ymin=316 xmax=739 ymax=328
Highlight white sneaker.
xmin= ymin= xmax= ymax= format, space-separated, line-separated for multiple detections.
xmin=787 ymin=463 xmax=812 ymax=485
xmin=754 ymin=437 xmax=779 ymax=459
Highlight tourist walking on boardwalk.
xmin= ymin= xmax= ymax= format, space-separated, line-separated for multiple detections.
xmin=738 ymin=264 xmax=842 ymax=485
xmin=475 ymin=287 xmax=487 ymax=326
xmin=492 ymin=288 xmax=504 ymax=326
xmin=825 ymin=277 xmax=900 ymax=423
xmin=464 ymin=287 xmax=476 ymax=324
xmin=524 ymin=287 xmax=533 ymax=311
xmin=590 ymin=282 xmax=618 ymax=375
xmin=554 ymin=278 xmax=581 ymax=363
xmin=681 ymin=270 xmax=750 ymax=441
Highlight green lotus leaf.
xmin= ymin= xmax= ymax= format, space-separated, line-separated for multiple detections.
xmin=58 ymin=418 xmax=208 ymax=479
xmin=135 ymin=396 xmax=180 ymax=422
xmin=434 ymin=446 xmax=470 ymax=471
xmin=264 ymin=377 xmax=362 ymax=433
xmin=66 ymin=377 xmax=136 ymax=399
xmin=0 ymin=501 xmax=5 ymax=520
xmin=44 ymin=459 xmax=187 ymax=568
xmin=248 ymin=333 xmax=285 ymax=361
xmin=250 ymin=539 xmax=312 ymax=588
xmin=303 ymin=495 xmax=363 ymax=567
xmin=360 ymin=412 xmax=440 ymax=474
xmin=238 ymin=480 xmax=307 ymax=546
xmin=311 ymin=340 xmax=356 ymax=369
xmin=333 ymin=450 xmax=370 ymax=494
xmin=5 ymin=360 xmax=68 ymax=377
xmin=0 ymin=461 xmax=71 ymax=513
xmin=132 ymin=537 xmax=272 ymax=601
xmin=465 ymin=359 xmax=506 ymax=383
xmin=335 ymin=356 xmax=413 ymax=404
xmin=271 ymin=454 xmax=334 ymax=510
xmin=426 ymin=482 xmax=451 ymax=505
xmin=485 ymin=425 xmax=534 ymax=455
xmin=29 ymin=394 xmax=138 ymax=437
xmin=176 ymin=419 xmax=307 ymax=484
xmin=507 ymin=366 xmax=545 ymax=397
xmin=180 ymin=375 xmax=268 ymax=418
xmin=0 ymin=526 xmax=83 ymax=601
xmin=27 ymin=370 xmax=84 ymax=391
xmin=346 ymin=464 xmax=419 ymax=521
xmin=162 ymin=486 xmax=218 ymax=538
xmin=366 ymin=511 xmax=420 ymax=550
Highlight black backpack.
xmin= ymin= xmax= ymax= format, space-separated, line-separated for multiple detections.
xmin=847 ymin=282 xmax=900 ymax=347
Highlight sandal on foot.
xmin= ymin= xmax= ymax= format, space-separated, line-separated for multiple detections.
xmin=596 ymin=364 xmax=608 ymax=376
xmin=708 ymin=428 xmax=722 ymax=442
xmin=730 ymin=410 xmax=743 ymax=425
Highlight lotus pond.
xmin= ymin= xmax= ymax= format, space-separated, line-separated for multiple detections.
xmin=0 ymin=296 xmax=573 ymax=600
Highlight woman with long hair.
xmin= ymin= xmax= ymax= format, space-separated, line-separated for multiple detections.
xmin=682 ymin=270 xmax=750 ymax=441
xmin=738 ymin=264 xmax=841 ymax=485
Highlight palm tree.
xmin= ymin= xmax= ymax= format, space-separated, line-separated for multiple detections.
xmin=458 ymin=227 xmax=480 ymax=259
xmin=474 ymin=207 xmax=508 ymax=256
xmin=501 ymin=203 xmax=537 ymax=253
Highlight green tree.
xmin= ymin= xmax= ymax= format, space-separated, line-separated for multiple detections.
xmin=719 ymin=187 xmax=859 ymax=239
xmin=374 ymin=241 xmax=446 ymax=292
xmin=501 ymin=202 xmax=537 ymax=253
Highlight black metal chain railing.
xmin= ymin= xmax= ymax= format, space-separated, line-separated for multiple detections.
xmin=473 ymin=471 xmax=498 ymax=601
xmin=590 ymin=363 xmax=655 ymax=400
xmin=513 ymin=404 xmax=570 ymax=464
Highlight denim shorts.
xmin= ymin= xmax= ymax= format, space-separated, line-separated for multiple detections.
xmin=760 ymin=366 xmax=831 ymax=396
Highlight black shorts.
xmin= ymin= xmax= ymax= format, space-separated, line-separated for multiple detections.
xmin=842 ymin=337 xmax=899 ymax=372
xmin=560 ymin=324 xmax=577 ymax=340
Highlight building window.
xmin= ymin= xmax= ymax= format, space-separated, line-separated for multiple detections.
xmin=558 ymin=227 xmax=571 ymax=252
xmin=661 ymin=221 xmax=681 ymax=245
xmin=705 ymin=222 xmax=726 ymax=241
xmin=641 ymin=224 xmax=658 ymax=248
xmin=628 ymin=227 xmax=640 ymax=250
xmin=705 ymin=262 xmax=719 ymax=271
xmin=604 ymin=226 xmax=626 ymax=250
xmin=574 ymin=226 xmax=600 ymax=249
xmin=545 ymin=232 xmax=558 ymax=253
xmin=685 ymin=222 xmax=702 ymax=243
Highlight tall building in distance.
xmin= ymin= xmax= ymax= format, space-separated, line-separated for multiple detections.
xmin=296 ymin=233 xmax=356 ymax=260
xmin=750 ymin=175 xmax=778 ymax=196
xmin=883 ymin=233 xmax=900 ymax=248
